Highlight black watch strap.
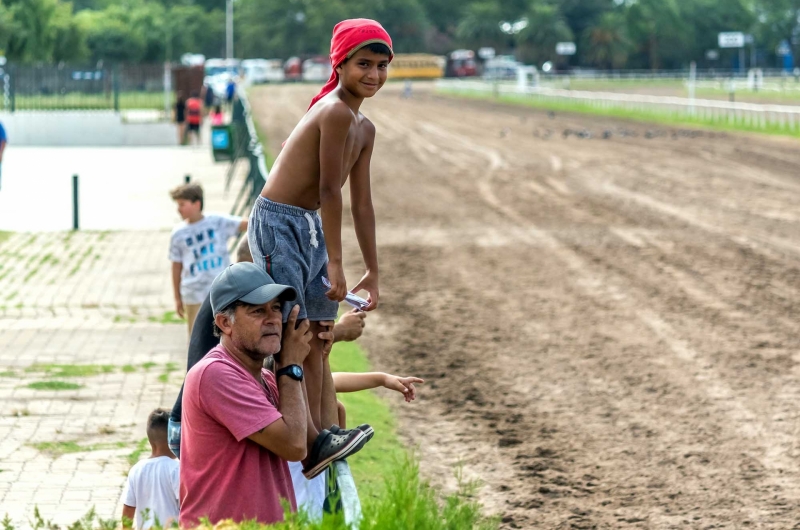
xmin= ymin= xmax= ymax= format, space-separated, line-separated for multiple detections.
xmin=276 ymin=364 xmax=304 ymax=381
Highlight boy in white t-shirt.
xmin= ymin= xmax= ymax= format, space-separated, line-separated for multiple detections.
xmin=169 ymin=183 xmax=247 ymax=334
xmin=122 ymin=409 xmax=180 ymax=529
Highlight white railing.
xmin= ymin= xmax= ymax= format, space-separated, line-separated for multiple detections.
xmin=436 ymin=79 xmax=800 ymax=132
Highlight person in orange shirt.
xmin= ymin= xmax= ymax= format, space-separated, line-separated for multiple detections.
xmin=185 ymin=91 xmax=203 ymax=145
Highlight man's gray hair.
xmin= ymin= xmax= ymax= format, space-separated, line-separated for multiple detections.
xmin=213 ymin=302 xmax=240 ymax=337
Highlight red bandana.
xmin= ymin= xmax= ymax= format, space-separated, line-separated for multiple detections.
xmin=307 ymin=19 xmax=394 ymax=110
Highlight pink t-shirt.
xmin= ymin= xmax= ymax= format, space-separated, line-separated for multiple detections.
xmin=179 ymin=345 xmax=296 ymax=527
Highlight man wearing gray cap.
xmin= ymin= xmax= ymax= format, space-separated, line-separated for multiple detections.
xmin=179 ymin=263 xmax=368 ymax=526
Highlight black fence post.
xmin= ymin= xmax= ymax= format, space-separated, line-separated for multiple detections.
xmin=184 ymin=174 xmax=191 ymax=183
xmin=113 ymin=65 xmax=120 ymax=112
xmin=72 ymin=175 xmax=79 ymax=231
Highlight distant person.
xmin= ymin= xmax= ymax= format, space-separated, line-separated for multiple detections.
xmin=185 ymin=91 xmax=203 ymax=145
xmin=174 ymin=93 xmax=186 ymax=145
xmin=210 ymin=104 xmax=224 ymax=126
xmin=225 ymin=78 xmax=236 ymax=107
xmin=169 ymin=183 xmax=247 ymax=334
xmin=122 ymin=409 xmax=180 ymax=530
xmin=202 ymin=83 xmax=215 ymax=113
xmin=0 ymin=120 xmax=7 ymax=191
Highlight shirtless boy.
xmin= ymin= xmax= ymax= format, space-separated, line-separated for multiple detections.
xmin=248 ymin=19 xmax=393 ymax=479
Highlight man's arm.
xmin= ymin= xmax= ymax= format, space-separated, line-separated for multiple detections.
xmin=121 ymin=505 xmax=135 ymax=528
xmin=246 ymin=305 xmax=311 ymax=461
xmin=0 ymin=139 xmax=6 ymax=161
xmin=318 ymin=104 xmax=353 ymax=302
xmin=348 ymin=121 xmax=379 ymax=310
xmin=171 ymin=262 xmax=184 ymax=318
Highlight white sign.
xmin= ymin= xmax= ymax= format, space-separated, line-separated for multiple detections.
xmin=478 ymin=47 xmax=495 ymax=60
xmin=556 ymin=42 xmax=576 ymax=56
xmin=718 ymin=32 xmax=745 ymax=48
xmin=706 ymin=50 xmax=719 ymax=60
xmin=777 ymin=40 xmax=791 ymax=56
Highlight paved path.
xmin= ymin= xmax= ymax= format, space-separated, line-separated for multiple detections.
xmin=0 ymin=144 xmax=247 ymax=526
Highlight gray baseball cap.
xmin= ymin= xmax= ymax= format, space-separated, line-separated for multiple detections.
xmin=210 ymin=262 xmax=297 ymax=314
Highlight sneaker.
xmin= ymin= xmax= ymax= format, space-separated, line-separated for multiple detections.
xmin=303 ymin=428 xmax=368 ymax=479
xmin=330 ymin=424 xmax=374 ymax=444
xmin=168 ymin=418 xmax=181 ymax=459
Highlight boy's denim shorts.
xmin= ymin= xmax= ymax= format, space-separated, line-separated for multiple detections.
xmin=248 ymin=196 xmax=339 ymax=322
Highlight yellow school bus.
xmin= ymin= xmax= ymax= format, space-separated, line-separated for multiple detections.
xmin=389 ymin=54 xmax=446 ymax=79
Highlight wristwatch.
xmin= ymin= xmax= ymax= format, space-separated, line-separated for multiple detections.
xmin=276 ymin=364 xmax=304 ymax=382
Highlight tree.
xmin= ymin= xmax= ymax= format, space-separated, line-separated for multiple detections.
xmin=515 ymin=3 xmax=573 ymax=66
xmin=4 ymin=0 xmax=86 ymax=63
xmin=582 ymin=10 xmax=630 ymax=69
xmin=625 ymin=0 xmax=686 ymax=69
xmin=456 ymin=1 xmax=506 ymax=50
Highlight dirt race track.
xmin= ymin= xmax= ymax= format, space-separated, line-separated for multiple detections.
xmin=250 ymin=83 xmax=800 ymax=529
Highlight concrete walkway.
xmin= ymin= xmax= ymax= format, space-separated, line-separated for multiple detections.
xmin=0 ymin=142 xmax=247 ymax=526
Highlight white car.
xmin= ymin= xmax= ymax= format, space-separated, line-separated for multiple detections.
xmin=302 ymin=59 xmax=332 ymax=83
xmin=242 ymin=59 xmax=285 ymax=85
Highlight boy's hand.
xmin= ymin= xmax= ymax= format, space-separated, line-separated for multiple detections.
xmin=352 ymin=270 xmax=379 ymax=311
xmin=175 ymin=299 xmax=185 ymax=319
xmin=334 ymin=310 xmax=367 ymax=342
xmin=383 ymin=374 xmax=424 ymax=403
xmin=281 ymin=305 xmax=312 ymax=366
xmin=325 ymin=262 xmax=347 ymax=302
xmin=317 ymin=321 xmax=335 ymax=358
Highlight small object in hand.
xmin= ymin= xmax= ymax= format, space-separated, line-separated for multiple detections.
xmin=322 ymin=277 xmax=369 ymax=311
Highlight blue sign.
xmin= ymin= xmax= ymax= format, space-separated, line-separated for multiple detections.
xmin=212 ymin=129 xmax=230 ymax=150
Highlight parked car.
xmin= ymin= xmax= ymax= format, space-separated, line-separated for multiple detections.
xmin=446 ymin=49 xmax=478 ymax=78
xmin=483 ymin=55 xmax=521 ymax=81
xmin=242 ymin=59 xmax=285 ymax=84
xmin=302 ymin=57 xmax=332 ymax=83
xmin=284 ymin=57 xmax=302 ymax=82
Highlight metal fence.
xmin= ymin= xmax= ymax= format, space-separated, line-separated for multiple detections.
xmin=0 ymin=63 xmax=169 ymax=112
xmin=228 ymin=86 xmax=268 ymax=222
xmin=438 ymin=79 xmax=800 ymax=132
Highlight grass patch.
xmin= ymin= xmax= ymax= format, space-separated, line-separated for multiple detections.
xmin=440 ymin=88 xmax=800 ymax=139
xmin=328 ymin=341 xmax=407 ymax=502
xmin=30 ymin=440 xmax=128 ymax=457
xmin=121 ymin=364 xmax=137 ymax=373
xmin=127 ymin=438 xmax=149 ymax=467
xmin=0 ymin=231 xmax=11 ymax=247
xmin=157 ymin=373 xmax=169 ymax=383
xmin=26 ymin=381 xmax=83 ymax=391
xmin=26 ymin=363 xmax=115 ymax=377
xmin=0 ymin=371 xmax=16 ymax=377
xmin=141 ymin=362 xmax=157 ymax=370
xmin=5 ymin=290 xmax=17 ymax=301
xmin=147 ymin=310 xmax=184 ymax=324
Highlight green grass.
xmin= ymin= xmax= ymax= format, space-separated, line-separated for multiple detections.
xmin=440 ymin=88 xmax=800 ymax=139
xmin=30 ymin=440 xmax=128 ymax=457
xmin=26 ymin=381 xmax=83 ymax=390
xmin=127 ymin=438 xmax=149 ymax=467
xmin=0 ymin=371 xmax=16 ymax=377
xmin=0 ymin=231 xmax=11 ymax=247
xmin=328 ymin=341 xmax=407 ymax=502
xmin=11 ymin=91 xmax=169 ymax=111
xmin=147 ymin=310 xmax=184 ymax=324
xmin=121 ymin=364 xmax=136 ymax=373
xmin=26 ymin=363 xmax=115 ymax=377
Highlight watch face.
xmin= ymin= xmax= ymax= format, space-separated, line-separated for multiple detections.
xmin=290 ymin=366 xmax=302 ymax=379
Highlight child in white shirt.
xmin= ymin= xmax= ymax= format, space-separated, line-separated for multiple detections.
xmin=122 ymin=409 xmax=180 ymax=529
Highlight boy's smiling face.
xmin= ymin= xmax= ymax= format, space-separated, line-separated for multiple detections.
xmin=338 ymin=48 xmax=390 ymax=98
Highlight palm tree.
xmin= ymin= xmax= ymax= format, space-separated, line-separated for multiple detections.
xmin=582 ymin=11 xmax=631 ymax=69
xmin=515 ymin=3 xmax=573 ymax=66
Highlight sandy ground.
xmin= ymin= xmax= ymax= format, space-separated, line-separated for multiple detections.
xmin=250 ymin=83 xmax=800 ymax=529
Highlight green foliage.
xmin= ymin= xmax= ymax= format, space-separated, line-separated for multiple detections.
xmin=26 ymin=381 xmax=83 ymax=390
